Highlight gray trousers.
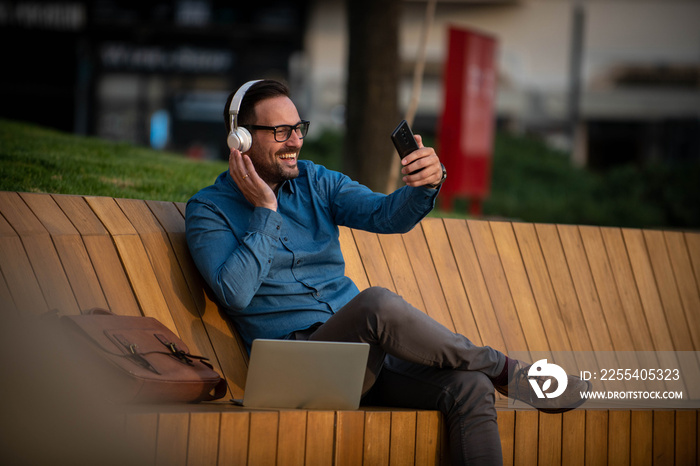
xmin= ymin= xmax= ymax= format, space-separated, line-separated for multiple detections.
xmin=291 ymin=286 xmax=506 ymax=466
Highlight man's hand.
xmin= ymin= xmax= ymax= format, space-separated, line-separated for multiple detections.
xmin=229 ymin=149 xmax=278 ymax=211
xmin=400 ymin=135 xmax=443 ymax=188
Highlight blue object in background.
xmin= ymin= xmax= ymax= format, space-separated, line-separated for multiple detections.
xmin=150 ymin=110 xmax=170 ymax=150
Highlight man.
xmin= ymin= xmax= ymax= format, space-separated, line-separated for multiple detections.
xmin=186 ymin=79 xmax=589 ymax=465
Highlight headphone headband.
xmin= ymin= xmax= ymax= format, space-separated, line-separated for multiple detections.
xmin=229 ymin=79 xmax=263 ymax=132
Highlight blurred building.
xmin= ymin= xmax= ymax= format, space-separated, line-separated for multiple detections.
xmin=2 ymin=0 xmax=698 ymax=167
xmin=0 ymin=0 xmax=308 ymax=159
xmin=303 ymin=0 xmax=700 ymax=168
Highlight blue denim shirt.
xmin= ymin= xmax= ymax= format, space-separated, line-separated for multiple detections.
xmin=185 ymin=160 xmax=438 ymax=350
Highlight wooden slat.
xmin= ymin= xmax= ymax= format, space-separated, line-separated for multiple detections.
xmin=0 ymin=192 xmax=47 ymax=235
xmin=125 ymin=413 xmax=159 ymax=466
xmin=389 ymin=411 xmax=416 ymax=466
xmin=557 ymin=225 xmax=622 ymax=391
xmin=52 ymin=194 xmax=108 ymax=235
xmin=579 ymin=226 xmax=636 ymax=350
xmin=685 ymin=232 xmax=700 ymax=291
xmin=609 ymin=228 xmax=690 ymax=393
xmin=626 ymin=229 xmax=700 ymax=398
xmin=155 ymin=412 xmax=189 ymax=466
xmin=600 ymin=227 xmax=656 ymax=350
xmin=535 ymin=225 xmax=593 ymax=353
xmin=1 ymin=193 xmax=80 ymax=314
xmin=0 ymin=267 xmax=18 ymax=315
xmin=113 ymin=234 xmax=178 ymax=328
xmin=20 ymin=192 xmax=80 ymax=236
xmin=218 ymin=412 xmax=250 ymax=464
xmin=85 ymin=196 xmax=138 ymax=236
xmin=24 ymin=193 xmax=109 ymax=311
xmin=277 ymin=411 xmax=307 ymax=466
xmin=674 ymin=410 xmax=697 ymax=466
xmin=248 ymin=412 xmax=279 ymax=465
xmin=538 ymin=412 xmax=562 ymax=465
xmin=664 ymin=231 xmax=700 ymax=349
xmin=561 ymin=410 xmax=585 ymax=466
xmin=22 ymin=234 xmax=81 ymax=314
xmin=340 ymin=226 xmax=370 ymax=291
xmin=51 ymin=235 xmax=110 ymax=311
xmin=513 ymin=410 xmax=538 ymax=466
xmin=422 ymin=218 xmax=481 ymax=344
xmin=579 ymin=226 xmax=645 ymax=392
xmin=377 ymin=232 xmax=425 ymax=310
xmin=497 ymin=410 xmax=515 ymax=466
xmin=82 ymin=235 xmax=141 ymax=316
xmin=336 ymin=411 xmax=366 ymax=466
xmin=652 ymin=410 xmax=675 ymax=466
xmin=622 ymin=228 xmax=675 ymax=351
xmin=402 ymin=224 xmax=455 ymax=331
xmin=445 ymin=218 xmax=507 ymax=353
xmin=86 ymin=196 xmax=177 ymax=325
xmin=644 ymin=230 xmax=695 ymax=351
xmin=512 ymin=222 xmax=572 ymax=353
xmin=415 ymin=411 xmax=442 ymax=466
xmin=352 ymin=229 xmax=395 ymax=292
xmin=0 ymin=235 xmax=48 ymax=314
xmin=46 ymin=194 xmax=141 ymax=315
xmin=585 ymin=410 xmax=608 ymax=465
xmin=363 ymin=411 xmax=391 ymax=465
xmin=630 ymin=410 xmax=653 ymax=466
xmin=468 ymin=219 xmax=528 ymax=352
xmin=557 ymin=225 xmax=615 ymax=352
xmin=607 ymin=410 xmax=631 ymax=465
xmin=305 ymin=411 xmax=335 ymax=465
xmin=491 ymin=221 xmax=550 ymax=354
xmin=187 ymin=413 xmax=220 ymax=466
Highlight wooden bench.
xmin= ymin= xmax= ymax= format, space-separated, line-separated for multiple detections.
xmin=0 ymin=190 xmax=698 ymax=465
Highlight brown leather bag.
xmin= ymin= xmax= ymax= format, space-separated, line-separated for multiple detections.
xmin=61 ymin=308 xmax=227 ymax=403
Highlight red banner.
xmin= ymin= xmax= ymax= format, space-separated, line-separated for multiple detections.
xmin=439 ymin=26 xmax=497 ymax=214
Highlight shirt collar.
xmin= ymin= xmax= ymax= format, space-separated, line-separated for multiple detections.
xmin=220 ymin=170 xmax=297 ymax=195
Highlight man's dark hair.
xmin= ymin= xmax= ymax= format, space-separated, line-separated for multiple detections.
xmin=223 ymin=79 xmax=290 ymax=133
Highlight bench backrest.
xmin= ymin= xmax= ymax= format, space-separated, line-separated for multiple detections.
xmin=1 ymin=192 xmax=699 ymax=401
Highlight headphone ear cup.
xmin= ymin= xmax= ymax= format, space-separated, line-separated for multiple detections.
xmin=227 ymin=128 xmax=252 ymax=152
xmin=237 ymin=127 xmax=253 ymax=152
xmin=227 ymin=130 xmax=241 ymax=150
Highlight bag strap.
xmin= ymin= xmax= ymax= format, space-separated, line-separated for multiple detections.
xmin=203 ymin=377 xmax=229 ymax=402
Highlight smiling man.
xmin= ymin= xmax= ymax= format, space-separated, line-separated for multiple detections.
xmin=185 ymin=79 xmax=588 ymax=466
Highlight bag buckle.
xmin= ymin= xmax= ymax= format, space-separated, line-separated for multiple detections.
xmin=113 ymin=334 xmax=161 ymax=374
xmin=155 ymin=334 xmax=195 ymax=366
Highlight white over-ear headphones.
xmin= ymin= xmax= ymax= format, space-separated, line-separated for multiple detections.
xmin=227 ymin=79 xmax=262 ymax=152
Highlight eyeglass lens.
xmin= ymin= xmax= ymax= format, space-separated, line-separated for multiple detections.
xmin=275 ymin=122 xmax=309 ymax=142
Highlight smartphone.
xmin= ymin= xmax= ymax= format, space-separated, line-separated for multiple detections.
xmin=391 ymin=120 xmax=423 ymax=173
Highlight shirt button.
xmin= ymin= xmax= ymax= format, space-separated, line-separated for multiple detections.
xmin=284 ymin=237 xmax=288 ymax=241
xmin=296 ymin=260 xmax=301 ymax=265
xmin=276 ymin=225 xmax=280 ymax=230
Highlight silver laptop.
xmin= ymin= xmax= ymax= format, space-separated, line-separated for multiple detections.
xmin=240 ymin=339 xmax=370 ymax=410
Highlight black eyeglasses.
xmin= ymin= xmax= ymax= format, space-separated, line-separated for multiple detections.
xmin=245 ymin=120 xmax=310 ymax=143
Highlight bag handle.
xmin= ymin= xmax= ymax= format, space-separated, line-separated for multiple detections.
xmin=85 ymin=307 xmax=115 ymax=316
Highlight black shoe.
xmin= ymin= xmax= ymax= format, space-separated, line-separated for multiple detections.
xmin=494 ymin=360 xmax=592 ymax=414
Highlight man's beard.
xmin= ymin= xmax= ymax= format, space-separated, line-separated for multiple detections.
xmin=251 ymin=148 xmax=301 ymax=187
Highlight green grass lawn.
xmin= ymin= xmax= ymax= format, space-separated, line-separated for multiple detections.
xmin=0 ymin=119 xmax=227 ymax=203
xmin=2 ymin=118 xmax=698 ymax=229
